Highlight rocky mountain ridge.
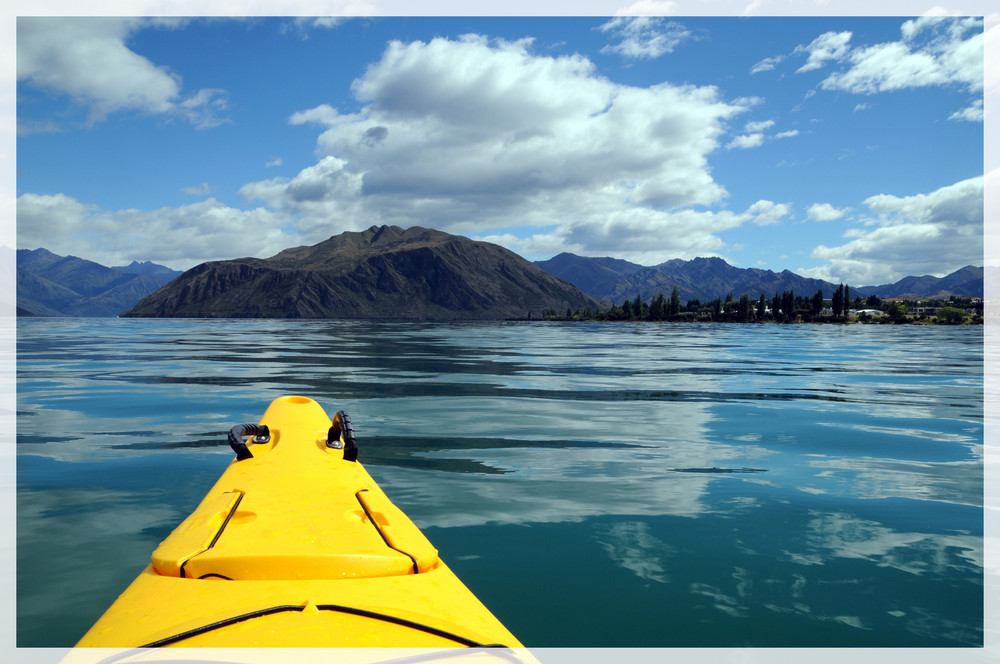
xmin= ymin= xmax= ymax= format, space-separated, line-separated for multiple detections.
xmin=17 ymin=249 xmax=182 ymax=316
xmin=123 ymin=225 xmax=602 ymax=320
xmin=535 ymin=252 xmax=983 ymax=304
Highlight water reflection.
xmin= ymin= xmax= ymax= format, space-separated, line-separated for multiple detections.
xmin=16 ymin=318 xmax=983 ymax=647
xmin=795 ymin=510 xmax=982 ymax=575
xmin=593 ymin=521 xmax=674 ymax=584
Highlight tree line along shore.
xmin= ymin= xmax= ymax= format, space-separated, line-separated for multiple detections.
xmin=533 ymin=285 xmax=983 ymax=325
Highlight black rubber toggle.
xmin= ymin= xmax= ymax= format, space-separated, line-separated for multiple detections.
xmin=328 ymin=410 xmax=358 ymax=462
xmin=228 ymin=424 xmax=269 ymax=461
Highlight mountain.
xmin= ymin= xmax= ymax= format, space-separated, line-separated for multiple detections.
xmin=123 ymin=225 xmax=603 ymax=320
xmin=538 ymin=254 xmax=840 ymax=303
xmin=112 ymin=260 xmax=184 ymax=280
xmin=17 ymin=249 xmax=182 ymax=316
xmin=536 ymin=253 xmax=983 ymax=303
xmin=862 ymin=266 xmax=983 ymax=299
xmin=534 ymin=253 xmax=644 ymax=297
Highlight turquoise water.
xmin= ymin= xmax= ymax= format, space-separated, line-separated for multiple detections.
xmin=16 ymin=318 xmax=983 ymax=647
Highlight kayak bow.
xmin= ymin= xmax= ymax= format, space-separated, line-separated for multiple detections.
xmin=75 ymin=395 xmax=525 ymax=651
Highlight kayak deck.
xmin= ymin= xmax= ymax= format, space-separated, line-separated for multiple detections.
xmin=75 ymin=395 xmax=524 ymax=650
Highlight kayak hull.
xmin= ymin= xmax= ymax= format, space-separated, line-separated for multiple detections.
xmin=74 ymin=395 xmax=523 ymax=650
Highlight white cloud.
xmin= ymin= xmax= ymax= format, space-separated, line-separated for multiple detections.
xmin=810 ymin=175 xmax=983 ymax=285
xmin=180 ymin=182 xmax=213 ymax=196
xmin=745 ymin=119 xmax=775 ymax=132
xmin=795 ymin=31 xmax=853 ymax=73
xmin=478 ymin=198 xmax=787 ymax=265
xmin=16 ymin=119 xmax=64 ymax=137
xmin=240 ymin=155 xmax=367 ymax=239
xmin=750 ymin=55 xmax=784 ymax=74
xmin=265 ymin=157 xmax=283 ymax=168
xmin=17 ymin=17 xmax=229 ymax=128
xmin=817 ymin=17 xmax=983 ymax=95
xmin=727 ymin=133 xmax=765 ymax=149
xmin=747 ymin=200 xmax=791 ymax=226
xmin=288 ymin=103 xmax=340 ymax=126
xmin=726 ymin=122 xmax=797 ymax=149
xmin=598 ymin=16 xmax=693 ymax=59
xmin=807 ymin=202 xmax=848 ymax=222
xmin=17 ymin=193 xmax=296 ymax=269
xmin=236 ymin=34 xmax=748 ymax=261
xmin=948 ymin=99 xmax=984 ymax=122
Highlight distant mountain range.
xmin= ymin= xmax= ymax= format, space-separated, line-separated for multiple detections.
xmin=535 ymin=253 xmax=983 ymax=304
xmin=17 ymin=248 xmax=182 ymax=316
xmin=123 ymin=225 xmax=601 ymax=320
xmin=15 ymin=237 xmax=986 ymax=319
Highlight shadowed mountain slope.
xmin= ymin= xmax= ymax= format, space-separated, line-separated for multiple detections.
xmin=17 ymin=249 xmax=182 ymax=316
xmin=536 ymin=253 xmax=983 ymax=303
xmin=123 ymin=225 xmax=603 ymax=320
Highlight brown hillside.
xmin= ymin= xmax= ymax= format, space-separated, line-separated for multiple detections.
xmin=123 ymin=225 xmax=602 ymax=320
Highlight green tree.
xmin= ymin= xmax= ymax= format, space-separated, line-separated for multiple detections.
xmin=936 ymin=307 xmax=965 ymax=324
xmin=885 ymin=301 xmax=908 ymax=321
xmin=738 ymin=294 xmax=752 ymax=322
xmin=832 ymin=284 xmax=844 ymax=317
xmin=649 ymin=292 xmax=666 ymax=320
xmin=782 ymin=290 xmax=795 ymax=323
xmin=669 ymin=286 xmax=681 ymax=316
xmin=811 ymin=289 xmax=824 ymax=316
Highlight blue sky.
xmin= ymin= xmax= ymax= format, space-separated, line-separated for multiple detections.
xmin=13 ymin=7 xmax=992 ymax=286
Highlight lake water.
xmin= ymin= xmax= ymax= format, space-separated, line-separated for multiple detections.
xmin=15 ymin=318 xmax=984 ymax=650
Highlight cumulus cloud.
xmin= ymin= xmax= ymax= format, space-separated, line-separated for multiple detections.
xmin=17 ymin=17 xmax=229 ymax=128
xmin=805 ymin=17 xmax=983 ymax=95
xmin=239 ymin=34 xmax=749 ymax=262
xmin=477 ymin=198 xmax=789 ymax=265
xmin=755 ymin=17 xmax=983 ymax=120
xmin=809 ymin=176 xmax=983 ymax=285
xmin=599 ymin=16 xmax=693 ymax=59
xmin=807 ymin=202 xmax=848 ymax=222
xmin=747 ymin=200 xmax=791 ymax=226
xmin=727 ymin=133 xmax=765 ymax=149
xmin=288 ymin=103 xmax=340 ymax=126
xmin=948 ymin=99 xmax=984 ymax=122
xmin=17 ymin=193 xmax=296 ymax=269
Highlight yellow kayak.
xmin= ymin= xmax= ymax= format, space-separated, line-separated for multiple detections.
xmin=74 ymin=395 xmax=527 ymax=655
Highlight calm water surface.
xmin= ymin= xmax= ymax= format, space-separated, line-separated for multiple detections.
xmin=16 ymin=318 xmax=983 ymax=648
